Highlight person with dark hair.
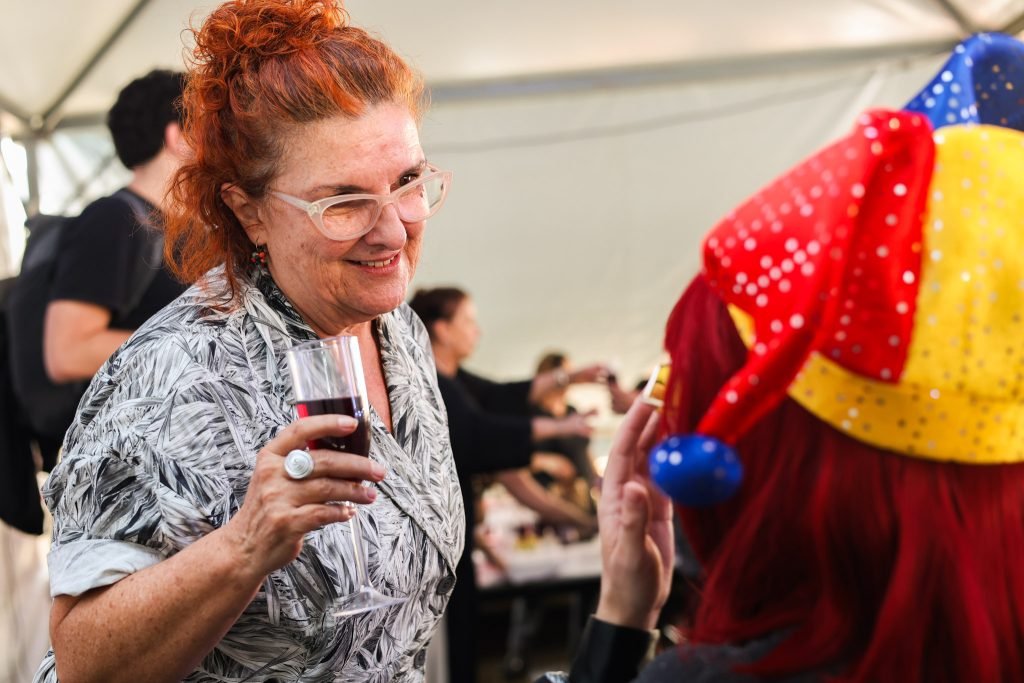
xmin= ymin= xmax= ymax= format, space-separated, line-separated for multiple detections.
xmin=409 ymin=286 xmax=601 ymax=683
xmin=537 ymin=72 xmax=1024 ymax=682
xmin=35 ymin=2 xmax=458 ymax=681
xmin=43 ymin=69 xmax=188 ymax=391
xmin=532 ymin=351 xmax=598 ymax=488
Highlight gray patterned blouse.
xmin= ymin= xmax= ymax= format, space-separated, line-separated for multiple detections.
xmin=34 ymin=267 xmax=465 ymax=683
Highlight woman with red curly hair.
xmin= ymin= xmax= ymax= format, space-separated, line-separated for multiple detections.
xmin=538 ymin=45 xmax=1024 ymax=683
xmin=35 ymin=1 xmax=456 ymax=681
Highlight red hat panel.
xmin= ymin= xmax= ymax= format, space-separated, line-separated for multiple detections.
xmin=694 ymin=110 xmax=935 ymax=443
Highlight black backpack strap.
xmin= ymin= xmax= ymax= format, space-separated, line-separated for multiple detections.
xmin=111 ymin=188 xmax=164 ymax=321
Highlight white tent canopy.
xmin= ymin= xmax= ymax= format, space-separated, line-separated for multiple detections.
xmin=1 ymin=0 xmax=1022 ymax=392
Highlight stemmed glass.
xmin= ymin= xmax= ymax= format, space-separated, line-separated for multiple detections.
xmin=286 ymin=335 xmax=406 ymax=616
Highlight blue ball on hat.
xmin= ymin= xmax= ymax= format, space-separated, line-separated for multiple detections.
xmin=648 ymin=434 xmax=743 ymax=507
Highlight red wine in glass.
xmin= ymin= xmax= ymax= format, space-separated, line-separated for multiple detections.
xmin=296 ymin=395 xmax=369 ymax=455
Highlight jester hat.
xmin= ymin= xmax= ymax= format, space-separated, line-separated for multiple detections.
xmin=650 ymin=110 xmax=1024 ymax=506
xmin=905 ymin=32 xmax=1024 ymax=132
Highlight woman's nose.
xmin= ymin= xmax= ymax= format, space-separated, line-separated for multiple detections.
xmin=364 ymin=203 xmax=407 ymax=248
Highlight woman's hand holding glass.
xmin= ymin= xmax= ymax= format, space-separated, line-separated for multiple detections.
xmin=224 ymin=415 xmax=386 ymax=578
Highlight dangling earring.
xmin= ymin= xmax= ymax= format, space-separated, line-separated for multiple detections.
xmin=250 ymin=243 xmax=268 ymax=266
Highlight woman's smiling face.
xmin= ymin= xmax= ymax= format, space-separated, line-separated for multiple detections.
xmin=253 ymin=103 xmax=428 ymax=331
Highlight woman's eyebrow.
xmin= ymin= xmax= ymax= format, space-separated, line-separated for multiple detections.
xmin=312 ymin=161 xmax=428 ymax=195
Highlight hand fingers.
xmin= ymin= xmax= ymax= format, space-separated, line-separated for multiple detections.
xmin=646 ymin=478 xmax=675 ymax=522
xmin=632 ymin=411 xmax=663 ymax=478
xmin=290 ymin=477 xmax=379 ymax=506
xmin=616 ymin=481 xmax=652 ymax=560
xmin=304 ymin=450 xmax=386 ymax=482
xmin=292 ymin=502 xmax=356 ymax=533
xmin=265 ymin=415 xmax=359 ymax=455
xmin=602 ymin=401 xmax=657 ymax=489
xmin=631 ymin=413 xmax=672 ymax=520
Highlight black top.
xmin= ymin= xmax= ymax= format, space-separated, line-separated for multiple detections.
xmin=435 ymin=367 xmax=534 ymax=535
xmin=436 ymin=367 xmax=537 ymax=683
xmin=51 ymin=188 xmax=185 ymax=329
xmin=532 ymin=404 xmax=595 ymax=483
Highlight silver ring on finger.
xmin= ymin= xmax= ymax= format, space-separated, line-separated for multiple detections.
xmin=284 ymin=449 xmax=315 ymax=480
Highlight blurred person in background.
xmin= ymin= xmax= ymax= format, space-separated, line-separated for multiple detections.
xmin=531 ymin=351 xmax=598 ymax=487
xmin=43 ymin=69 xmax=188 ymax=391
xmin=409 ymin=286 xmax=601 ymax=683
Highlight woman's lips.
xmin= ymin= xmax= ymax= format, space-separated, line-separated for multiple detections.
xmin=348 ymin=253 xmax=401 ymax=273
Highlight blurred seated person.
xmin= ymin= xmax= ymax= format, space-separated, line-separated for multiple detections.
xmin=409 ymin=286 xmax=601 ymax=683
xmin=531 ymin=351 xmax=598 ymax=486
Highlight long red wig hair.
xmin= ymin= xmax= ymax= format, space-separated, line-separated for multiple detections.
xmin=664 ymin=276 xmax=1024 ymax=682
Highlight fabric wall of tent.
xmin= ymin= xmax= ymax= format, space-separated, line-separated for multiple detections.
xmin=2 ymin=0 xmax=1023 ymax=393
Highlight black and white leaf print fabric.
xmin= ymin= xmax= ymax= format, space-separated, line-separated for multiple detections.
xmin=34 ymin=266 xmax=464 ymax=682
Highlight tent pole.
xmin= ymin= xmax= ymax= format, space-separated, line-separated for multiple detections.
xmin=24 ymin=136 xmax=40 ymax=217
xmin=998 ymin=9 xmax=1024 ymax=35
xmin=40 ymin=0 xmax=156 ymax=130
xmin=0 ymin=93 xmax=31 ymax=126
xmin=48 ymin=138 xmax=82 ymax=193
xmin=932 ymin=0 xmax=978 ymax=35
xmin=58 ymin=152 xmax=119 ymax=215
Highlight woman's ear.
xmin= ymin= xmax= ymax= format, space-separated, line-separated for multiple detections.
xmin=221 ymin=183 xmax=264 ymax=244
xmin=432 ymin=319 xmax=452 ymax=348
xmin=164 ymin=122 xmax=189 ymax=159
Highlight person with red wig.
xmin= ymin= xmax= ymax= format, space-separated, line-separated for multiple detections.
xmin=537 ymin=49 xmax=1024 ymax=683
xmin=35 ymin=1 xmax=458 ymax=681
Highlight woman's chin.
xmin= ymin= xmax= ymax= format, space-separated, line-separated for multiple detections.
xmin=349 ymin=287 xmax=409 ymax=320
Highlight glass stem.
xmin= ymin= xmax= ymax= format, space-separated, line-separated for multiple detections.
xmin=347 ymin=503 xmax=372 ymax=591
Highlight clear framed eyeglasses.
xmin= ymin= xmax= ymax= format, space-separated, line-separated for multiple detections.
xmin=271 ymin=165 xmax=453 ymax=242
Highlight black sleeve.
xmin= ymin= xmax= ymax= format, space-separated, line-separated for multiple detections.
xmin=568 ymin=618 xmax=657 ymax=683
xmin=438 ymin=372 xmax=533 ymax=476
xmin=457 ymin=368 xmax=533 ymax=416
xmin=533 ymin=617 xmax=657 ymax=683
xmin=50 ymin=194 xmax=146 ymax=316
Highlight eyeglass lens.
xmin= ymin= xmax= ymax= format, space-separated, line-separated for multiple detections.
xmin=322 ymin=173 xmax=446 ymax=237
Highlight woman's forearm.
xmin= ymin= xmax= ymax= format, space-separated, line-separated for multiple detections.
xmin=52 ymin=526 xmax=264 ymax=683
xmin=496 ymin=469 xmax=595 ymax=529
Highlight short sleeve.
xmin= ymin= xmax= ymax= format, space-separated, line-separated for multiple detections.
xmin=437 ymin=373 xmax=533 ymax=475
xmin=50 ymin=194 xmax=149 ymax=314
xmin=43 ymin=335 xmax=259 ymax=598
xmin=457 ymin=368 xmax=533 ymax=415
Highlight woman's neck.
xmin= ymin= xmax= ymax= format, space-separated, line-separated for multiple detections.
xmin=433 ymin=345 xmax=459 ymax=377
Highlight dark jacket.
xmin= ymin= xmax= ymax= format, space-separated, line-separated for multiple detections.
xmin=537 ymin=618 xmax=816 ymax=683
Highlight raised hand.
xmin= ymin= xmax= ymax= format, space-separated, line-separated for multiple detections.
xmin=594 ymin=401 xmax=674 ymax=630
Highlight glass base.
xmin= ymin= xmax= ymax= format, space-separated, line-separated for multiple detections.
xmin=333 ymin=586 xmax=408 ymax=617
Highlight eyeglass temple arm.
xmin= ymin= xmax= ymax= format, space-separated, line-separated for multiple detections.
xmin=271 ymin=191 xmax=316 ymax=213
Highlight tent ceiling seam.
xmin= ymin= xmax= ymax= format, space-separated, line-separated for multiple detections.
xmin=427 ymin=39 xmax=957 ymax=104
xmin=40 ymin=0 xmax=155 ymax=130
xmin=998 ymin=8 xmax=1024 ymax=34
xmin=11 ymin=38 xmax=955 ymax=136
xmin=932 ymin=0 xmax=979 ymax=34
